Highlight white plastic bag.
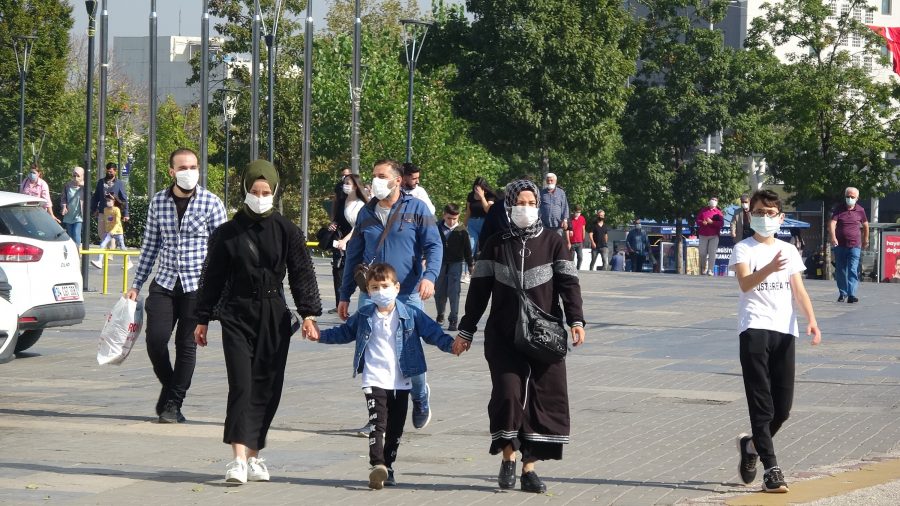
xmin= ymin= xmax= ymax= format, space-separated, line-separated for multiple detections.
xmin=97 ymin=296 xmax=144 ymax=365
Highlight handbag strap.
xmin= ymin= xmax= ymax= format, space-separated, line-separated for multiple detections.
xmin=502 ymin=241 xmax=527 ymax=294
xmin=369 ymin=200 xmax=404 ymax=264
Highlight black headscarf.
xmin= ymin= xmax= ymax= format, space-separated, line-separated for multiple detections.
xmin=503 ymin=179 xmax=543 ymax=239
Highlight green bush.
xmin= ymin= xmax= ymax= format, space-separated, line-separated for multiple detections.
xmin=124 ymin=195 xmax=149 ymax=248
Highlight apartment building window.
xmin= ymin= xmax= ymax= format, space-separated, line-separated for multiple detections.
xmin=853 ymin=32 xmax=862 ymax=47
xmin=842 ymin=3 xmax=851 ymax=17
xmin=852 ymin=54 xmax=861 ymax=67
xmin=864 ymin=55 xmax=873 ymax=71
xmin=884 ymin=0 xmax=892 ymax=15
xmin=853 ymin=6 xmax=863 ymax=21
xmin=866 ymin=10 xmax=874 ymax=23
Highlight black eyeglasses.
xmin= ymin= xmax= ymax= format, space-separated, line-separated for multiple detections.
xmin=750 ymin=210 xmax=781 ymax=218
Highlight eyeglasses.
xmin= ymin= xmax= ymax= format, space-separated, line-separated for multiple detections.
xmin=750 ymin=210 xmax=781 ymax=218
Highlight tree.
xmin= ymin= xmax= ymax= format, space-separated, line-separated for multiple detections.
xmin=611 ymin=0 xmax=748 ymax=273
xmin=736 ymin=0 xmax=900 ymax=275
xmin=433 ymin=0 xmax=640 ymax=182
xmin=0 ymin=0 xmax=73 ymax=190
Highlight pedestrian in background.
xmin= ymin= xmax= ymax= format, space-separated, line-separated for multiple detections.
xmin=589 ymin=209 xmax=609 ymax=271
xmin=327 ymin=171 xmax=368 ymax=313
xmin=401 ymin=162 xmax=436 ymax=215
xmin=91 ymin=194 xmax=130 ymax=269
xmin=126 ymin=148 xmax=226 ymax=424
xmin=539 ymin=172 xmax=569 ymax=236
xmin=568 ymin=205 xmax=586 ymax=270
xmin=610 ymin=246 xmax=626 ymax=271
xmin=626 ymin=219 xmax=650 ymax=273
xmin=731 ymin=194 xmax=753 ymax=241
xmin=20 ymin=163 xmax=57 ymax=221
xmin=829 ymin=186 xmax=869 ymax=303
xmin=465 ymin=176 xmax=496 ymax=256
xmin=696 ymin=196 xmax=724 ymax=276
xmin=91 ymin=162 xmax=129 ymax=224
xmin=729 ymin=189 xmax=820 ymax=493
xmin=434 ymin=203 xmax=473 ymax=331
xmin=60 ymin=167 xmax=85 ymax=244
xmin=194 ymin=159 xmax=322 ymax=485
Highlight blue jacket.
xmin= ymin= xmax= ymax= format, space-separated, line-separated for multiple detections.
xmin=319 ymin=301 xmax=455 ymax=379
xmin=339 ymin=193 xmax=442 ymax=301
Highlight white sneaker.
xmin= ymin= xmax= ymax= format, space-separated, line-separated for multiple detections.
xmin=247 ymin=457 xmax=270 ymax=482
xmin=225 ymin=459 xmax=248 ymax=484
xmin=461 ymin=272 xmax=471 ymax=284
xmin=91 ymin=259 xmax=102 ymax=269
xmin=125 ymin=260 xmax=134 ymax=269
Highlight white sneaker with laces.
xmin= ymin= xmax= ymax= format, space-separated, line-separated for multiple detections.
xmin=91 ymin=259 xmax=102 ymax=269
xmin=248 ymin=457 xmax=270 ymax=481
xmin=225 ymin=459 xmax=248 ymax=484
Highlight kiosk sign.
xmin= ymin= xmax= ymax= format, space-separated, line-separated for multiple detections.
xmin=882 ymin=233 xmax=900 ymax=283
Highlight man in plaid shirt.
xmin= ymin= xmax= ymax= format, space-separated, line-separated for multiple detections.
xmin=127 ymin=148 xmax=226 ymax=424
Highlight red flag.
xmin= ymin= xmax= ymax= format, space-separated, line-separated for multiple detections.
xmin=868 ymin=25 xmax=900 ymax=75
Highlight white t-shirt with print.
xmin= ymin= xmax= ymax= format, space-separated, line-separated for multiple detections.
xmin=728 ymin=237 xmax=806 ymax=336
xmin=362 ymin=307 xmax=412 ymax=390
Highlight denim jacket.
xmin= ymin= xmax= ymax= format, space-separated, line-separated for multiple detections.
xmin=319 ymin=300 xmax=454 ymax=378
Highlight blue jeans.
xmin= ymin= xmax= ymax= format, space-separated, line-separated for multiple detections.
xmin=64 ymin=222 xmax=82 ymax=245
xmin=467 ymin=217 xmax=485 ymax=254
xmin=357 ymin=290 xmax=428 ymax=404
xmin=434 ymin=262 xmax=463 ymax=323
xmin=833 ymin=246 xmax=861 ymax=297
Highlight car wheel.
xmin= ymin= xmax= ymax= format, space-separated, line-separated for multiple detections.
xmin=14 ymin=329 xmax=43 ymax=354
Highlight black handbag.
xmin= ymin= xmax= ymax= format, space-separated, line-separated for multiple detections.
xmin=502 ymin=242 xmax=568 ymax=363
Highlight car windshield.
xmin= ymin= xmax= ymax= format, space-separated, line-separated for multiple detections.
xmin=0 ymin=204 xmax=68 ymax=242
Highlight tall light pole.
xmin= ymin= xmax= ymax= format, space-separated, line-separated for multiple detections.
xmin=200 ymin=0 xmax=210 ymax=187
xmin=82 ymin=1 xmax=98 ymax=291
xmin=221 ymin=88 xmax=238 ymax=211
xmin=97 ymin=0 xmax=109 ymax=192
xmin=250 ymin=0 xmax=261 ymax=161
xmin=149 ymin=0 xmax=158 ymax=196
xmin=400 ymin=19 xmax=432 ymax=164
xmin=114 ymin=109 xmax=132 ymax=192
xmin=350 ymin=0 xmax=361 ymax=175
xmin=301 ymin=0 xmax=314 ymax=235
xmin=13 ymin=35 xmax=37 ymax=189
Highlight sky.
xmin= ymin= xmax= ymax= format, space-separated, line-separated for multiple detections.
xmin=70 ymin=0 xmax=449 ymax=41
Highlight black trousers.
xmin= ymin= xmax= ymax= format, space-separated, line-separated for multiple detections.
xmin=364 ymin=387 xmax=409 ymax=468
xmin=630 ymin=253 xmax=646 ymax=272
xmin=145 ymin=279 xmax=198 ymax=410
xmin=331 ymin=249 xmax=344 ymax=308
xmin=739 ymin=328 xmax=795 ymax=469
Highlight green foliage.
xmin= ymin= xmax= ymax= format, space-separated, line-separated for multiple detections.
xmin=735 ymin=0 xmax=900 ymax=208
xmin=0 ymin=0 xmax=73 ymax=191
xmin=124 ymin=195 xmax=149 ymax=248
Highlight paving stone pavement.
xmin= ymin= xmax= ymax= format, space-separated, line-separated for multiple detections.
xmin=1 ymin=260 xmax=899 ymax=505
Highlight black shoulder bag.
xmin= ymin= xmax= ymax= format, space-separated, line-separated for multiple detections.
xmin=353 ymin=204 xmax=403 ymax=292
xmin=502 ymin=242 xmax=568 ymax=364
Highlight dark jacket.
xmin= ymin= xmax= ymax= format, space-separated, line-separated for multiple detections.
xmin=438 ymin=221 xmax=474 ymax=267
xmin=92 ymin=177 xmax=129 ymax=217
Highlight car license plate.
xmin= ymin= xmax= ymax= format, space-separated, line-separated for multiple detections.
xmin=53 ymin=283 xmax=80 ymax=301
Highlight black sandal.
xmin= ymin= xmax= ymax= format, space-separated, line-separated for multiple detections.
xmin=520 ymin=470 xmax=547 ymax=493
xmin=498 ymin=460 xmax=516 ymax=489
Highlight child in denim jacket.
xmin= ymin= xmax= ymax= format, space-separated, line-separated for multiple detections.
xmin=308 ymin=263 xmax=464 ymax=489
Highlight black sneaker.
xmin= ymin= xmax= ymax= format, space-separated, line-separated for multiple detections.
xmin=737 ymin=433 xmax=758 ymax=484
xmin=436 ymin=314 xmax=445 ymax=324
xmin=447 ymin=321 xmax=458 ymax=332
xmin=411 ymin=383 xmax=431 ymax=429
xmin=847 ymin=295 xmax=859 ymax=303
xmin=837 ymin=295 xmax=845 ymax=302
xmin=520 ymin=470 xmax=546 ymax=493
xmin=762 ymin=466 xmax=789 ymax=493
xmin=158 ymin=400 xmax=185 ymax=424
xmin=384 ymin=468 xmax=396 ymax=486
xmin=498 ymin=460 xmax=516 ymax=489
xmin=155 ymin=387 xmax=167 ymax=416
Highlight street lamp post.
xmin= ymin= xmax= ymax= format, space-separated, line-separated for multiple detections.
xmin=251 ymin=0 xmax=261 ymax=161
xmin=350 ymin=0 xmax=361 ymax=175
xmin=82 ymin=0 xmax=98 ymax=291
xmin=13 ymin=35 xmax=37 ymax=189
xmin=114 ymin=109 xmax=132 ymax=192
xmin=97 ymin=0 xmax=109 ymax=193
xmin=149 ymin=0 xmax=158 ymax=196
xmin=301 ymin=0 xmax=314 ymax=235
xmin=221 ymin=89 xmax=238 ymax=211
xmin=200 ymin=0 xmax=210 ymax=187
xmin=399 ymin=19 xmax=432 ymax=164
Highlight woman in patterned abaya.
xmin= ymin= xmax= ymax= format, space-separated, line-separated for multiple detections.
xmin=453 ymin=179 xmax=586 ymax=494
xmin=194 ymin=160 xmax=322 ymax=484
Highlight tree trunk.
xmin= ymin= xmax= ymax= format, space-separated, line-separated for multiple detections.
xmin=675 ymin=220 xmax=685 ymax=274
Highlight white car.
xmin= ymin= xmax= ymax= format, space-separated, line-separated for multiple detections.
xmin=0 ymin=191 xmax=85 ymax=362
xmin=0 ymin=266 xmax=17 ymax=362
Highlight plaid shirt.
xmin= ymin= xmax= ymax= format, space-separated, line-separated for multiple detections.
xmin=132 ymin=186 xmax=226 ymax=293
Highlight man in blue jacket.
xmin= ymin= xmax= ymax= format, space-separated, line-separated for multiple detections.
xmin=92 ymin=162 xmax=130 ymax=221
xmin=338 ymin=158 xmax=443 ymax=430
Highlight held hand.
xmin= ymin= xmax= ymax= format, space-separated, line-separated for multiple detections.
xmin=571 ymin=326 xmax=585 ymax=347
xmin=452 ymin=335 xmax=471 ymax=356
xmin=337 ymin=301 xmax=350 ymax=321
xmin=328 ymin=222 xmax=337 ymax=232
xmin=808 ymin=323 xmax=821 ymax=345
xmin=302 ymin=320 xmax=320 ymax=341
xmin=194 ymin=324 xmax=208 ymax=347
xmin=123 ymin=216 xmax=130 ymax=222
xmin=418 ymin=279 xmax=435 ymax=300
xmin=765 ymin=250 xmax=789 ymax=274
xmin=125 ymin=288 xmax=139 ymax=301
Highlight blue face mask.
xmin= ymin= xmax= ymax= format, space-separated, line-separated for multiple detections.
xmin=369 ymin=286 xmax=398 ymax=308
xmin=28 ymin=173 xmax=37 ymax=181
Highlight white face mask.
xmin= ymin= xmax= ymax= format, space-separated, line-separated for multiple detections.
xmin=545 ymin=183 xmax=556 ymax=191
xmin=708 ymin=199 xmax=718 ymax=208
xmin=845 ymin=197 xmax=857 ymax=206
xmin=371 ymin=177 xmax=395 ymax=200
xmin=175 ymin=170 xmax=199 ymax=191
xmin=510 ymin=205 xmax=539 ymax=229
xmin=741 ymin=202 xmax=750 ymax=211
xmin=244 ymin=193 xmax=274 ymax=215
xmin=369 ymin=286 xmax=398 ymax=308
xmin=342 ymin=184 xmax=353 ymax=195
xmin=750 ymin=215 xmax=782 ymax=237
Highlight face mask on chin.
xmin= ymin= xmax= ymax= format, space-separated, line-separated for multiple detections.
xmin=510 ymin=205 xmax=539 ymax=229
xmin=372 ymin=178 xmax=395 ymax=200
xmin=175 ymin=170 xmax=199 ymax=192
xmin=750 ymin=215 xmax=782 ymax=237
xmin=245 ymin=193 xmax=274 ymax=215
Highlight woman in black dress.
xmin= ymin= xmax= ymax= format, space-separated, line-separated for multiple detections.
xmin=454 ymin=179 xmax=585 ymax=494
xmin=194 ymin=160 xmax=322 ymax=484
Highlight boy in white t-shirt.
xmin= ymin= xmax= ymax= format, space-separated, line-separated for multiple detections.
xmin=311 ymin=263 xmax=464 ymax=490
xmin=728 ymin=189 xmax=821 ymax=494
